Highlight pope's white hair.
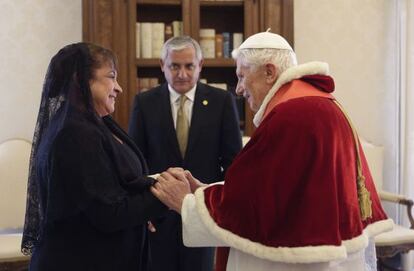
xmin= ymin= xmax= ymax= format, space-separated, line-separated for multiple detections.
xmin=232 ymin=48 xmax=297 ymax=76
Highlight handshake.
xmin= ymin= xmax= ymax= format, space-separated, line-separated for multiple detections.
xmin=150 ymin=168 xmax=207 ymax=214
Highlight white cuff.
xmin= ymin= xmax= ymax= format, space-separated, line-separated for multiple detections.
xmin=181 ymin=193 xmax=226 ymax=247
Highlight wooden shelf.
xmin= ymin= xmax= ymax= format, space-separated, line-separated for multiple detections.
xmin=136 ymin=58 xmax=235 ymax=67
xmin=200 ymin=0 xmax=243 ymax=7
xmin=136 ymin=59 xmax=160 ymax=67
xmin=137 ymin=0 xmax=181 ymax=5
xmin=203 ymin=58 xmax=235 ymax=67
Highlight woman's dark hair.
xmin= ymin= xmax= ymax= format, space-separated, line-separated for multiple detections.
xmin=47 ymin=42 xmax=117 ymax=117
xmin=21 ymin=42 xmax=117 ymax=255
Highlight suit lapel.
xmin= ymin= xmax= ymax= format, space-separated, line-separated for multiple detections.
xmin=186 ymin=83 xmax=209 ymax=158
xmin=159 ymin=84 xmax=182 ymax=160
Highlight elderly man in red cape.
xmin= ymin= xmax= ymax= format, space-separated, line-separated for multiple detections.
xmin=151 ymin=31 xmax=393 ymax=271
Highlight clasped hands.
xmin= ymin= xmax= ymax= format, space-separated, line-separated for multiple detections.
xmin=150 ymin=168 xmax=206 ymax=214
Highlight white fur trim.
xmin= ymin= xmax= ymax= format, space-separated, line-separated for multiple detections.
xmin=194 ymin=185 xmax=394 ymax=264
xmin=253 ymin=62 xmax=330 ymax=127
xmin=341 ymin=234 xmax=369 ymax=255
xmin=342 ymin=219 xmax=394 ymax=254
xmin=182 ymin=194 xmax=226 ymax=247
xmin=364 ymin=218 xmax=394 ymax=237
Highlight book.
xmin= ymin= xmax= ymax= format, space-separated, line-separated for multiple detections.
xmin=135 ymin=23 xmax=141 ymax=58
xmin=215 ymin=34 xmax=223 ymax=58
xmin=137 ymin=77 xmax=160 ymax=93
xmin=199 ymin=28 xmax=216 ymax=58
xmin=138 ymin=78 xmax=151 ymax=93
xmin=233 ymin=32 xmax=243 ymax=50
xmin=222 ymin=32 xmax=231 ymax=58
xmin=140 ymin=23 xmax=153 ymax=58
xmin=152 ymin=23 xmax=165 ymax=58
xmin=172 ymin=21 xmax=183 ymax=37
xmin=165 ymin=24 xmax=173 ymax=41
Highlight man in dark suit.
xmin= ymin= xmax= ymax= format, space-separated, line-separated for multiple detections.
xmin=128 ymin=36 xmax=242 ymax=271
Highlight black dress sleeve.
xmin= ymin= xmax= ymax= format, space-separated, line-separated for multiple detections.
xmin=50 ymin=123 xmax=166 ymax=233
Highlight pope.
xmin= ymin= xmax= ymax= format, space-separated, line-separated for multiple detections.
xmin=151 ymin=31 xmax=393 ymax=271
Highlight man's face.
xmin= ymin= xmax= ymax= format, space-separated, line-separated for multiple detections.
xmin=235 ymin=59 xmax=271 ymax=112
xmin=160 ymin=47 xmax=203 ymax=94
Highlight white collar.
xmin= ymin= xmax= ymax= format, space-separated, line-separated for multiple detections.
xmin=253 ymin=61 xmax=330 ymax=127
xmin=168 ymin=84 xmax=197 ymax=104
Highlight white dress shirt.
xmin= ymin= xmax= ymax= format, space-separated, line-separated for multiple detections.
xmin=168 ymin=84 xmax=196 ymax=128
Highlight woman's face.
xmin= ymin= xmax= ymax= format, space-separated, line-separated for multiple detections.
xmin=89 ymin=63 xmax=123 ymax=117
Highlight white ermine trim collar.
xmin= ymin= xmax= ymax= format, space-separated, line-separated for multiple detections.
xmin=253 ymin=61 xmax=330 ymax=127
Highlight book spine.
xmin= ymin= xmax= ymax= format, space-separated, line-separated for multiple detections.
xmin=140 ymin=23 xmax=153 ymax=58
xmin=172 ymin=21 xmax=183 ymax=37
xmin=199 ymin=28 xmax=216 ymax=59
xmin=136 ymin=22 xmax=141 ymax=58
xmin=165 ymin=24 xmax=173 ymax=41
xmin=152 ymin=22 xmax=165 ymax=58
xmin=222 ymin=32 xmax=231 ymax=58
xmin=233 ymin=32 xmax=243 ymax=50
xmin=215 ymin=34 xmax=223 ymax=58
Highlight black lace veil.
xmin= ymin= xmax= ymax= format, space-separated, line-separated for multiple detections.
xmin=21 ymin=42 xmax=116 ymax=255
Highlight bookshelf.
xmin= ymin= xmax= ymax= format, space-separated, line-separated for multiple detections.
xmin=83 ymin=0 xmax=293 ymax=136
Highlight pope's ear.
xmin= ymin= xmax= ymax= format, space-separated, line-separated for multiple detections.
xmin=159 ymin=59 xmax=165 ymax=72
xmin=264 ymin=63 xmax=277 ymax=83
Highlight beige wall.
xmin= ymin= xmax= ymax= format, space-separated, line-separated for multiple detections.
xmin=0 ymin=0 xmax=82 ymax=142
xmin=294 ymin=0 xmax=399 ymax=194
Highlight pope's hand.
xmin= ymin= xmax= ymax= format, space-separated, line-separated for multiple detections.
xmin=166 ymin=168 xmax=206 ymax=193
xmin=151 ymin=170 xmax=191 ymax=213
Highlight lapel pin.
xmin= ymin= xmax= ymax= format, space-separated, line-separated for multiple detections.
xmin=202 ymin=100 xmax=208 ymax=106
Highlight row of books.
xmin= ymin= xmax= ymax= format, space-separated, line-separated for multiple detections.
xmin=135 ymin=22 xmax=243 ymax=59
xmin=136 ymin=21 xmax=183 ymax=58
xmin=136 ymin=77 xmax=160 ymax=93
xmin=199 ymin=29 xmax=243 ymax=59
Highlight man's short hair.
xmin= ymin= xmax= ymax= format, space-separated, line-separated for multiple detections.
xmin=161 ymin=36 xmax=203 ymax=62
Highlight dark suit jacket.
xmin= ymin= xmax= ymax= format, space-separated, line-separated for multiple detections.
xmin=128 ymin=82 xmax=242 ymax=271
xmin=128 ymin=82 xmax=242 ymax=183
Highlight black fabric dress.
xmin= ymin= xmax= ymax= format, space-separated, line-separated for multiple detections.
xmin=29 ymin=114 xmax=167 ymax=271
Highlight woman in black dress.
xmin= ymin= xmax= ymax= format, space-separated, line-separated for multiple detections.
xmin=22 ymin=42 xmax=166 ymax=270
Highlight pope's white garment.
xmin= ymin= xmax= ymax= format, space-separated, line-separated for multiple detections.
xmin=181 ymin=193 xmax=378 ymax=271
